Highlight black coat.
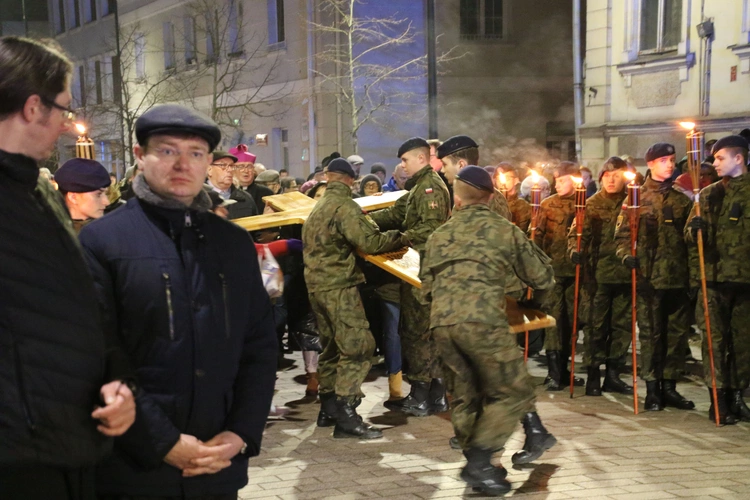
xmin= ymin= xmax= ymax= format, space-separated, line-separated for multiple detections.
xmin=79 ymin=191 xmax=277 ymax=497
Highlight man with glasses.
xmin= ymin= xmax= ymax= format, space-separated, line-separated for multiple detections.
xmin=205 ymin=150 xmax=258 ymax=219
xmin=0 ymin=36 xmax=135 ymax=500
xmin=230 ymin=144 xmax=274 ymax=214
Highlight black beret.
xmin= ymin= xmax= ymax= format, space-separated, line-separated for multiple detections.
xmin=370 ymin=163 xmax=386 ymax=174
xmin=436 ymin=135 xmax=478 ymax=160
xmin=397 ymin=137 xmax=430 ymax=158
xmin=135 ymin=104 xmax=221 ymax=152
xmin=55 ymin=158 xmax=111 ymax=193
xmin=645 ymin=142 xmax=676 ymax=162
xmin=712 ymin=135 xmax=749 ymax=155
xmin=211 ymin=150 xmax=238 ymax=163
xmin=327 ymin=158 xmax=356 ymax=178
xmin=455 ymin=165 xmax=494 ymax=193
xmin=555 ymin=161 xmax=580 ymax=177
xmin=600 ymin=156 xmax=628 ymax=172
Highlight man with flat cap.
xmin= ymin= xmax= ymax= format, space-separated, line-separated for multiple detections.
xmin=437 ymin=135 xmax=511 ymax=221
xmin=205 ymin=150 xmax=259 ymax=220
xmin=615 ymin=142 xmax=694 ymax=413
xmin=370 ymin=137 xmax=451 ymax=416
xmin=686 ymin=134 xmax=750 ymax=424
xmin=55 ymin=158 xmax=112 ymax=234
xmin=303 ymin=158 xmax=408 ymax=439
xmin=422 ymin=166 xmax=557 ymax=496
xmin=78 ymin=103 xmax=278 ymax=498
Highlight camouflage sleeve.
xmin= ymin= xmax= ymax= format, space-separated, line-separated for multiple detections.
xmin=338 ymin=202 xmax=405 ymax=255
xmin=512 ymin=227 xmax=555 ymax=291
xmin=613 ymin=204 xmax=631 ymax=262
xmin=369 ymin=194 xmax=407 ymax=231
xmin=531 ymin=204 xmax=547 ymax=247
xmin=419 ymin=235 xmax=435 ymax=304
xmin=403 ymin=189 xmax=450 ymax=247
xmin=490 ymin=193 xmax=511 ymax=221
xmin=516 ymin=202 xmax=531 ymax=233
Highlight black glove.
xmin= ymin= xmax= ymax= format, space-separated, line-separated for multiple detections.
xmin=570 ymin=251 xmax=582 ymax=265
xmin=688 ymin=216 xmax=707 ymax=239
xmin=623 ymin=255 xmax=639 ymax=270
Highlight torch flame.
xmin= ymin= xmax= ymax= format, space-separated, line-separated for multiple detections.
xmin=624 ymin=171 xmax=637 ymax=182
xmin=75 ymin=123 xmax=87 ymax=135
xmin=498 ymin=172 xmax=506 ymax=184
xmin=680 ymin=121 xmax=696 ymax=130
xmin=572 ymin=176 xmax=583 ymax=186
xmin=530 ymin=171 xmax=540 ymax=184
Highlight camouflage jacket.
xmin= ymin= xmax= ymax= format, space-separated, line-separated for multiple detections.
xmin=369 ymin=165 xmax=451 ymax=256
xmin=489 ymin=188 xmax=512 ymax=221
xmin=302 ymin=182 xmax=406 ymax=292
xmin=568 ymin=190 xmax=629 ymax=284
xmin=421 ymin=204 xmax=554 ymax=328
xmin=532 ymin=193 xmax=576 ymax=277
xmin=507 ymin=191 xmax=532 ymax=232
xmin=685 ymin=173 xmax=750 ymax=284
xmin=615 ymin=177 xmax=691 ymax=289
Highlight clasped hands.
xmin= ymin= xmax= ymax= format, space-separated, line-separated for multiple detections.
xmin=164 ymin=431 xmax=244 ymax=477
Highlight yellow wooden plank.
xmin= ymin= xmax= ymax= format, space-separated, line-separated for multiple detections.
xmin=232 ymin=208 xmax=309 ymax=231
xmin=262 ymin=191 xmax=317 ymax=212
xmin=355 ymin=190 xmax=408 ymax=211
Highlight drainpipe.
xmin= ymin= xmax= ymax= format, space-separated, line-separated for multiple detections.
xmin=573 ymin=0 xmax=584 ymax=163
xmin=307 ymin=0 xmax=317 ymax=174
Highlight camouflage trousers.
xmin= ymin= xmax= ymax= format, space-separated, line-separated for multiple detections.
xmin=309 ymin=286 xmax=376 ymax=401
xmin=540 ymin=277 xmax=577 ymax=356
xmin=696 ymin=284 xmax=750 ymax=389
xmin=581 ymin=283 xmax=633 ymax=367
xmin=636 ymin=286 xmax=690 ymax=382
xmin=400 ymin=281 xmax=440 ymax=383
xmin=433 ymin=323 xmax=536 ymax=451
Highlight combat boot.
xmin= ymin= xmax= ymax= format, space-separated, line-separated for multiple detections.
xmin=317 ymin=392 xmax=337 ymax=427
xmin=644 ymin=380 xmax=663 ymax=411
xmin=585 ymin=366 xmax=602 ymax=396
xmin=460 ymin=447 xmax=510 ymax=497
xmin=708 ymin=389 xmax=738 ymax=425
xmin=544 ymin=351 xmax=564 ymax=391
xmin=384 ymin=380 xmax=430 ymax=416
xmin=661 ymin=379 xmax=695 ymax=410
xmin=332 ymin=398 xmax=383 ymax=439
xmin=601 ymin=361 xmax=633 ymax=394
xmin=727 ymin=389 xmax=750 ymax=421
xmin=511 ymin=412 xmax=557 ymax=465
xmin=428 ymin=378 xmax=449 ymax=414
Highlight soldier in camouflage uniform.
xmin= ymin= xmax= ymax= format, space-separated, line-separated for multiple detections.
xmin=615 ymin=143 xmax=695 ymax=412
xmin=533 ymin=161 xmax=586 ymax=390
xmin=370 ymin=138 xmax=451 ymax=416
xmin=421 ymin=166 xmax=556 ymax=497
xmin=686 ymin=135 xmax=750 ymax=425
xmin=496 ymin=162 xmax=532 ymax=232
xmin=302 ymin=159 xmax=408 ymax=438
xmin=569 ymin=157 xmax=633 ymax=396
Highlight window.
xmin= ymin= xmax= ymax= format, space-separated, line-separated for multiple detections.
xmin=135 ymin=33 xmax=146 ymax=79
xmin=281 ymin=128 xmax=289 ymax=168
xmin=640 ymin=0 xmax=682 ymax=53
xmin=55 ymin=0 xmax=66 ymax=33
xmin=83 ymin=0 xmax=96 ymax=23
xmin=184 ymin=17 xmax=197 ymax=65
xmin=67 ymin=0 xmax=80 ymax=29
xmin=94 ymin=60 xmax=103 ymax=104
xmin=163 ymin=22 xmax=175 ymax=70
xmin=228 ymin=0 xmax=243 ymax=56
xmin=72 ymin=64 xmax=85 ymax=107
xmin=99 ymin=0 xmax=115 ymax=17
xmin=460 ymin=0 xmax=504 ymax=40
xmin=267 ymin=0 xmax=285 ymax=45
xmin=100 ymin=57 xmax=113 ymax=102
xmin=205 ymin=12 xmax=217 ymax=63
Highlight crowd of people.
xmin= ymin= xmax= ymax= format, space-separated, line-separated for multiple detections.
xmin=2 ymin=35 xmax=750 ymax=499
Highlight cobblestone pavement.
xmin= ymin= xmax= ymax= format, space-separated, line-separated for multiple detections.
xmin=243 ymin=343 xmax=750 ymax=499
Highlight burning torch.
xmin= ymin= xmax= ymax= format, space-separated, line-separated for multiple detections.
xmin=569 ymin=176 xmax=586 ymax=397
xmin=75 ymin=123 xmax=94 ymax=160
xmin=523 ymin=171 xmax=543 ymax=362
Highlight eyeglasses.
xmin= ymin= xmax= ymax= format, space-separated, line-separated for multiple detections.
xmin=151 ymin=146 xmax=208 ymax=165
xmin=40 ymin=96 xmax=76 ymax=122
xmin=211 ymin=163 xmax=235 ymax=170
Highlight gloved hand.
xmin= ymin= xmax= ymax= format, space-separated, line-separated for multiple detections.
xmin=688 ymin=216 xmax=707 ymax=240
xmin=623 ymin=255 xmax=639 ymax=270
xmin=570 ymin=251 xmax=582 ymax=265
xmin=286 ymin=239 xmax=303 ymax=253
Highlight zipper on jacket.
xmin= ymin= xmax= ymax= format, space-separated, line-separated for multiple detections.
xmin=163 ymin=273 xmax=175 ymax=340
xmin=12 ymin=343 xmax=36 ymax=432
xmin=220 ymin=273 xmax=230 ymax=339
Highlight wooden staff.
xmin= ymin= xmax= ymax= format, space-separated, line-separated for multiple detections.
xmin=625 ymin=172 xmax=640 ymax=414
xmin=684 ymin=124 xmax=720 ymax=426
xmin=569 ymin=177 xmax=586 ymax=397
xmin=525 ymin=172 xmax=542 ymax=362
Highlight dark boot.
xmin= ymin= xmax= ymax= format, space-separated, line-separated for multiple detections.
xmin=383 ymin=380 xmax=430 ymax=416
xmin=449 ymin=436 xmax=461 ymax=450
xmin=428 ymin=378 xmax=449 ymax=414
xmin=661 ymin=379 xmax=695 ymax=410
xmin=644 ymin=380 xmax=663 ymax=411
xmin=586 ymin=366 xmax=602 ymax=396
xmin=460 ymin=447 xmax=510 ymax=496
xmin=511 ymin=412 xmax=557 ymax=465
xmin=316 ymin=392 xmax=337 ymax=427
xmin=544 ymin=351 xmax=563 ymax=391
xmin=728 ymin=389 xmax=750 ymax=421
xmin=601 ymin=362 xmax=634 ymax=394
xmin=332 ymin=398 xmax=383 ymax=439
xmin=708 ymin=389 xmax=738 ymax=425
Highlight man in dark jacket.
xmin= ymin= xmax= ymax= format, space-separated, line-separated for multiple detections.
xmin=0 ymin=36 xmax=135 ymax=500
xmin=205 ymin=150 xmax=258 ymax=220
xmin=79 ymin=104 xmax=277 ymax=499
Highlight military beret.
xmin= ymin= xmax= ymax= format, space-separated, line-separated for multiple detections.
xmin=555 ymin=161 xmax=580 ymax=177
xmin=327 ymin=158 xmax=357 ymax=178
xmin=55 ymin=158 xmax=111 ymax=193
xmin=645 ymin=142 xmax=676 ymax=162
xmin=600 ymin=156 xmax=628 ymax=172
xmin=436 ymin=135 xmax=478 ymax=160
xmin=228 ymin=144 xmax=256 ymax=163
xmin=712 ymin=135 xmax=749 ymax=155
xmin=455 ymin=165 xmax=494 ymax=193
xmin=135 ymin=104 xmax=221 ymax=152
xmin=211 ymin=150 xmax=238 ymax=163
xmin=397 ymin=137 xmax=430 ymax=158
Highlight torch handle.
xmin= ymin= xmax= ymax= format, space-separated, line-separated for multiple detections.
xmin=570 ymin=232 xmax=583 ymax=398
xmin=629 ymin=205 xmax=640 ymax=414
